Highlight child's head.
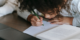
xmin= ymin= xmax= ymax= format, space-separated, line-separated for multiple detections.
xmin=19 ymin=0 xmax=67 ymax=19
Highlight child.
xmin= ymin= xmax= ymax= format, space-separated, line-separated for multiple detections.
xmin=18 ymin=0 xmax=80 ymax=27
xmin=0 ymin=0 xmax=80 ymax=27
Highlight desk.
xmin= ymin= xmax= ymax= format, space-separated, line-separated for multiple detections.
xmin=0 ymin=12 xmax=40 ymax=40
xmin=0 ymin=13 xmax=31 ymax=32
xmin=1 ymin=13 xmax=80 ymax=40
xmin=0 ymin=23 xmax=40 ymax=40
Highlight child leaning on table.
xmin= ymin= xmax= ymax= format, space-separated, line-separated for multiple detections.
xmin=0 ymin=0 xmax=80 ymax=27
xmin=18 ymin=0 xmax=80 ymax=27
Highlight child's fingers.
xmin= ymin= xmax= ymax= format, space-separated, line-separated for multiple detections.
xmin=40 ymin=17 xmax=43 ymax=21
xmin=31 ymin=16 xmax=43 ymax=26
xmin=31 ymin=20 xmax=42 ymax=26
xmin=40 ymin=17 xmax=43 ymax=24
xmin=31 ymin=16 xmax=39 ymax=22
xmin=31 ymin=21 xmax=39 ymax=26
xmin=32 ymin=16 xmax=40 ymax=21
xmin=34 ymin=16 xmax=40 ymax=21
xmin=31 ymin=21 xmax=35 ymax=26
xmin=36 ymin=22 xmax=42 ymax=26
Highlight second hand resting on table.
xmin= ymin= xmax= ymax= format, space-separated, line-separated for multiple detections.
xmin=27 ymin=14 xmax=73 ymax=26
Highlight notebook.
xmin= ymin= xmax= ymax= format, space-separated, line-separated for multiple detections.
xmin=23 ymin=21 xmax=80 ymax=40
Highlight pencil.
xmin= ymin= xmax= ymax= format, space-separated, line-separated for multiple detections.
xmin=32 ymin=10 xmax=44 ymax=26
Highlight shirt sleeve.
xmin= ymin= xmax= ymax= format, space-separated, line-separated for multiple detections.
xmin=17 ymin=9 xmax=42 ymax=20
xmin=72 ymin=15 xmax=80 ymax=27
xmin=0 ymin=0 xmax=6 ymax=6
xmin=0 ymin=0 xmax=16 ymax=17
xmin=17 ymin=10 xmax=31 ymax=20
xmin=72 ymin=1 xmax=80 ymax=27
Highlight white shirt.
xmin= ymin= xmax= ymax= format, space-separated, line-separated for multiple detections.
xmin=60 ymin=0 xmax=80 ymax=26
xmin=0 ymin=0 xmax=30 ymax=20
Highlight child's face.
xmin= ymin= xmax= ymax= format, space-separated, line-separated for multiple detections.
xmin=42 ymin=10 xmax=57 ymax=19
xmin=39 ymin=8 xmax=61 ymax=19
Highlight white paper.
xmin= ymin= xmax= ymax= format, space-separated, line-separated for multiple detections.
xmin=36 ymin=25 xmax=80 ymax=40
xmin=23 ymin=21 xmax=58 ymax=36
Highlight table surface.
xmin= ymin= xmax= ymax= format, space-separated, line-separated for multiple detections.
xmin=0 ymin=12 xmax=31 ymax=32
xmin=0 ymin=12 xmax=40 ymax=40
xmin=1 ymin=12 xmax=80 ymax=40
xmin=0 ymin=23 xmax=40 ymax=40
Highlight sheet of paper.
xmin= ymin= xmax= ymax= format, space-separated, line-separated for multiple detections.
xmin=36 ymin=25 xmax=80 ymax=40
xmin=23 ymin=21 xmax=58 ymax=36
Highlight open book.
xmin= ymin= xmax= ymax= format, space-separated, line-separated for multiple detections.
xmin=23 ymin=21 xmax=80 ymax=40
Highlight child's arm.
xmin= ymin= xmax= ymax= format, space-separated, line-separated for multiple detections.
xmin=49 ymin=1 xmax=80 ymax=27
xmin=18 ymin=12 xmax=43 ymax=26
xmin=17 ymin=9 xmax=43 ymax=26
xmin=0 ymin=0 xmax=16 ymax=17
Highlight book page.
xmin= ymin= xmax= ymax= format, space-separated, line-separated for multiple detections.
xmin=23 ymin=21 xmax=58 ymax=36
xmin=66 ymin=32 xmax=80 ymax=40
xmin=36 ymin=25 xmax=80 ymax=40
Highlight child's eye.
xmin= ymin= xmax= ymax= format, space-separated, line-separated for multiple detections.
xmin=49 ymin=13 xmax=54 ymax=15
xmin=50 ymin=14 xmax=53 ymax=15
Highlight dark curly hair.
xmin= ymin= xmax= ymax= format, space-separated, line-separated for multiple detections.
xmin=18 ymin=0 xmax=67 ymax=12
xmin=18 ymin=0 xmax=68 ymax=20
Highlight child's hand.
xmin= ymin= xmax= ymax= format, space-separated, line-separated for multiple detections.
xmin=31 ymin=16 xmax=43 ymax=26
xmin=48 ymin=17 xmax=73 ymax=25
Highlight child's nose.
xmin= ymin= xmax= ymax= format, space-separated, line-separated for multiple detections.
xmin=44 ymin=14 xmax=51 ymax=19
